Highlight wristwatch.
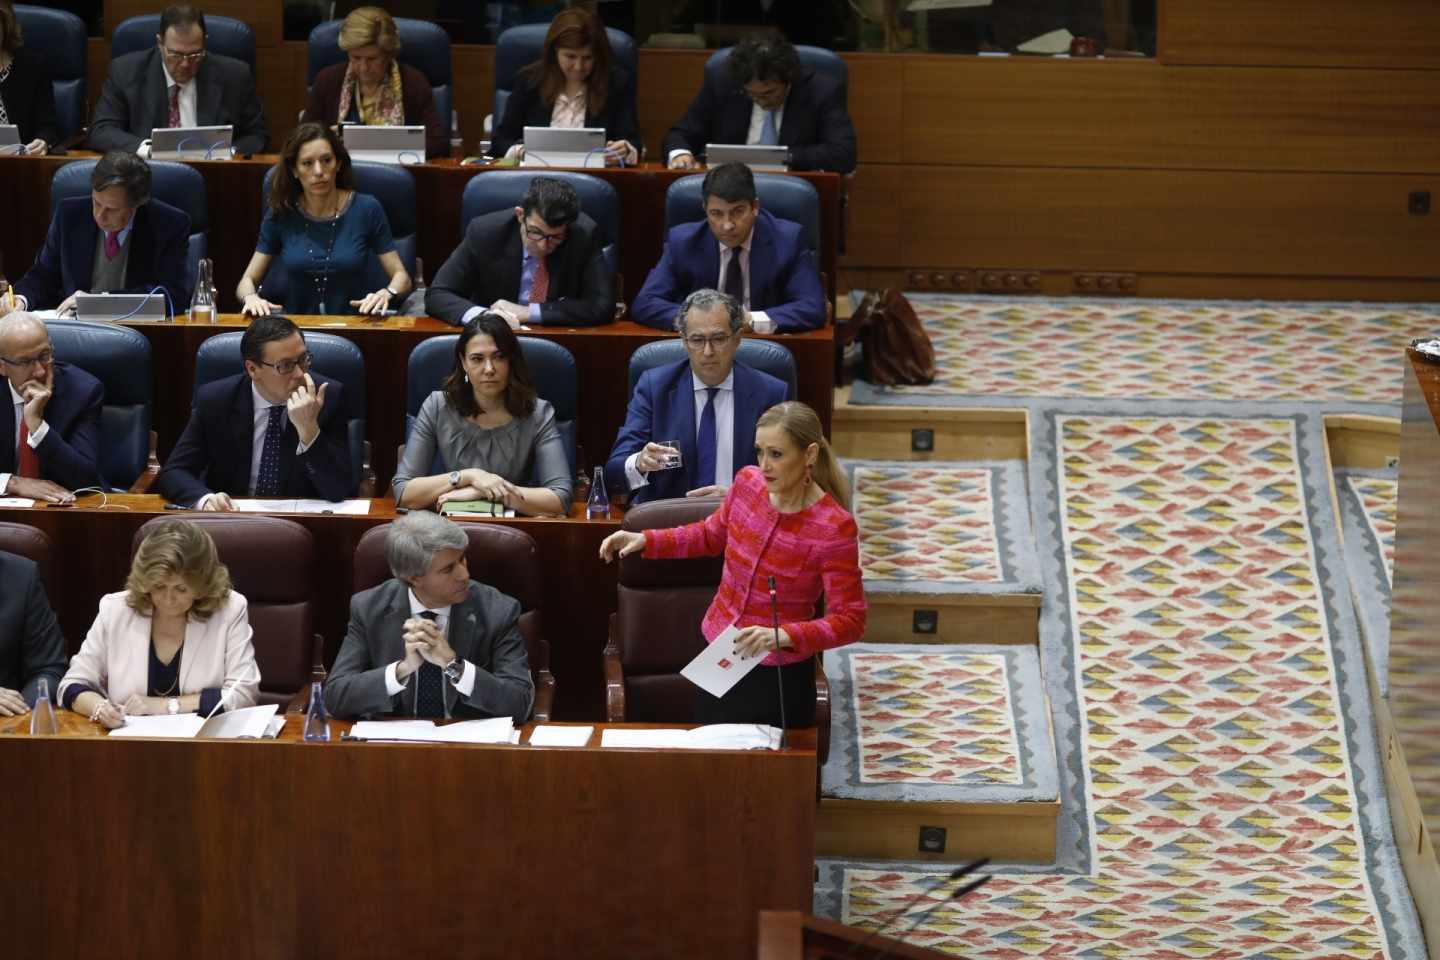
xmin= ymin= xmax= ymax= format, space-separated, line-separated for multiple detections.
xmin=443 ymin=658 xmax=464 ymax=685
xmin=449 ymin=470 xmax=461 ymax=488
xmin=167 ymin=697 xmax=180 ymax=715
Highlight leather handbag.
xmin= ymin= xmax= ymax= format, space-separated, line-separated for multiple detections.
xmin=852 ymin=289 xmax=937 ymax=386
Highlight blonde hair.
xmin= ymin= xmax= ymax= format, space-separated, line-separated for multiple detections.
xmin=125 ymin=520 xmax=232 ymax=620
xmin=756 ymin=401 xmax=849 ymax=505
xmin=338 ymin=6 xmax=400 ymax=56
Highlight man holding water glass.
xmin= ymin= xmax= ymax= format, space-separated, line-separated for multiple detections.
xmin=604 ymin=289 xmax=788 ymax=504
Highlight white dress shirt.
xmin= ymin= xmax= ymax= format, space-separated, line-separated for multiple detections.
xmin=193 ymin=383 xmax=313 ymax=509
xmin=717 ymin=228 xmax=774 ymax=332
xmin=667 ymin=102 xmax=787 ymax=165
xmin=383 ymin=589 xmax=478 ymax=699
xmin=137 ymin=61 xmax=198 ymax=157
xmin=624 ymin=368 xmax=734 ymax=491
xmin=0 ymin=378 xmax=50 ymax=495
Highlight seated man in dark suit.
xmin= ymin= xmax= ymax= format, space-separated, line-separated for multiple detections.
xmin=87 ymin=3 xmax=268 ymax=156
xmin=606 ymin=289 xmax=788 ymax=503
xmin=157 ymin=315 xmax=353 ymax=509
xmin=4 ymin=151 xmax=191 ymax=316
xmin=0 ymin=548 xmax=67 ymax=715
xmin=425 ymin=176 xmax=614 ymax=328
xmin=326 ymin=511 xmax=534 ymax=723
xmin=664 ymin=34 xmax=856 ymax=174
xmin=0 ymin=313 xmax=102 ymax=502
xmin=632 ymin=162 xmax=825 ymax=333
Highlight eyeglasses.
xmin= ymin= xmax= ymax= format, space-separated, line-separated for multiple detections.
xmin=0 ymin=348 xmax=54 ymax=367
xmin=683 ymin=333 xmax=735 ymax=351
xmin=255 ymin=352 xmax=313 ymax=376
xmin=161 ymin=47 xmax=208 ymax=64
xmin=742 ymin=82 xmax=786 ymax=104
xmin=524 ymin=224 xmax=567 ymax=246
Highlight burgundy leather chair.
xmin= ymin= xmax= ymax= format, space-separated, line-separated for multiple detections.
xmin=603 ymin=498 xmax=831 ymax=763
xmin=0 ymin=522 xmax=53 ymax=585
xmin=351 ymin=522 xmax=555 ymax=722
xmin=131 ymin=515 xmax=319 ymax=709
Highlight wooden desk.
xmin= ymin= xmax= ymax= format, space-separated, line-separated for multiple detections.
xmin=0 ymin=495 xmax=620 ymax=720
xmin=123 ymin=314 xmax=835 ymax=490
xmin=0 ymin=714 xmax=817 ymax=959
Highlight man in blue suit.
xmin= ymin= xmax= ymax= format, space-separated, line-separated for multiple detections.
xmin=0 ymin=549 xmax=67 ymax=715
xmin=5 ymin=152 xmax=191 ymax=317
xmin=632 ymin=162 xmax=825 ymax=333
xmin=0 ymin=313 xmax=103 ymax=502
xmin=606 ymin=289 xmax=789 ymax=503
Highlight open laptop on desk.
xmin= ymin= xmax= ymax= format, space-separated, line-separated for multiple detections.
xmin=150 ymin=125 xmax=234 ymax=160
xmin=0 ymin=125 xmax=23 ymax=155
xmin=341 ymin=124 xmax=426 ymax=165
xmin=705 ymin=143 xmax=788 ymax=172
xmin=74 ymin=292 xmax=168 ymax=322
xmin=522 ymin=126 xmax=606 ymax=168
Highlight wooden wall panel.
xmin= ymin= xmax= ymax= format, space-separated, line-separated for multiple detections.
xmin=452 ymin=46 xmax=494 ymax=155
xmin=902 ymin=57 xmax=1440 ymax=174
xmin=104 ymin=0 xmax=282 ymax=45
xmin=843 ymin=54 xmax=902 ymax=165
xmin=635 ymin=49 xmax=711 ymax=162
xmin=1161 ymin=0 xmax=1440 ymax=69
xmin=255 ymin=44 xmax=303 ymax=150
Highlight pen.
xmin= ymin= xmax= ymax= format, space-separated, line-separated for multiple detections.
xmin=163 ymin=502 xmax=194 ymax=510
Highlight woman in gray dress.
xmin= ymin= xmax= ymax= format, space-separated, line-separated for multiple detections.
xmin=392 ymin=313 xmax=572 ymax=515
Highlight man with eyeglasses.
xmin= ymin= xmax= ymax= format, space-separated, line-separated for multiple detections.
xmin=0 ymin=313 xmax=103 ymax=503
xmin=663 ymin=34 xmax=856 ymax=174
xmin=88 ymin=4 xmax=268 ymax=156
xmin=157 ymin=315 xmax=353 ymax=510
xmin=633 ymin=161 xmax=825 ymax=333
xmin=426 ymin=175 xmax=614 ymax=328
xmin=605 ymin=289 xmax=787 ymax=503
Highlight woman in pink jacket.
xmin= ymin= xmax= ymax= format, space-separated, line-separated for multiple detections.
xmin=600 ymin=401 xmax=866 ymax=726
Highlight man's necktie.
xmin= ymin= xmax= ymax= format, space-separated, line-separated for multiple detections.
xmin=168 ymin=84 xmax=181 ymax=128
xmin=104 ymin=231 xmax=121 ymax=260
xmin=694 ymin=387 xmax=718 ymax=488
xmin=415 ymin=611 xmax=446 ymax=719
xmin=759 ymin=109 xmax=779 ymax=146
xmin=723 ymin=250 xmax=744 ymax=304
xmin=254 ymin=405 xmax=285 ymax=497
xmin=16 ymin=417 xmax=39 ymax=479
xmin=528 ymin=256 xmax=549 ymax=305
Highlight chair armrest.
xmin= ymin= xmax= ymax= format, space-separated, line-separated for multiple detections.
xmin=531 ymin=668 xmax=556 ymax=723
xmin=127 ymin=430 xmax=161 ymax=494
xmin=813 ymin=655 xmax=831 ymax=768
xmin=284 ymin=687 xmax=310 ymax=715
xmin=603 ymin=613 xmax=625 ymax=722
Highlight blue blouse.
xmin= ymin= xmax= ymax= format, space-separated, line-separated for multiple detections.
xmin=257 ymin=192 xmax=396 ymax=315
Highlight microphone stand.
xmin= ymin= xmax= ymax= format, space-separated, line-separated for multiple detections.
xmin=842 ymin=859 xmax=989 ymax=959
xmin=767 ymin=575 xmax=787 ymax=750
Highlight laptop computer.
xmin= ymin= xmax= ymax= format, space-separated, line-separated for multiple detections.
xmin=0 ymin=124 xmax=23 ymax=155
xmin=522 ymin=126 xmax=607 ymax=169
xmin=341 ymin=124 xmax=426 ymax=165
xmin=74 ymin=292 xmax=169 ymax=323
xmin=705 ymin=143 xmax=789 ymax=172
xmin=150 ymin=125 xmax=234 ymax=160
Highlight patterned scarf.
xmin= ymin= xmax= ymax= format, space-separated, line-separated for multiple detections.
xmin=0 ymin=61 xmax=11 ymax=126
xmin=336 ymin=59 xmax=405 ymax=128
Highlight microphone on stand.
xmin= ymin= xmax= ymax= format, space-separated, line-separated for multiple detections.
xmin=767 ymin=575 xmax=787 ymax=750
xmin=842 ymin=858 xmax=990 ymax=959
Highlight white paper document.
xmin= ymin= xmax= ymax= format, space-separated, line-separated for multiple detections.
xmin=528 ymin=724 xmax=594 ymax=747
xmin=350 ymin=717 xmax=516 ymax=744
xmin=600 ymin=724 xmax=781 ymax=751
xmin=0 ymin=498 xmax=36 ymax=508
xmin=106 ymin=704 xmax=279 ymax=739
xmin=232 ymin=498 xmax=372 ymax=515
xmin=108 ymin=713 xmax=207 ymax=738
xmin=679 ymin=624 xmax=763 ymax=698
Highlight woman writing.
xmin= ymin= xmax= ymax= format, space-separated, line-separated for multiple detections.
xmin=599 ymin=401 xmax=866 ymax=725
xmin=237 ymin=123 xmax=410 ymax=317
xmin=0 ymin=0 xmax=58 ymax=155
xmin=58 ymin=520 xmax=260 ymax=729
xmin=492 ymin=8 xmax=640 ymax=166
xmin=393 ymin=313 xmax=573 ymax=517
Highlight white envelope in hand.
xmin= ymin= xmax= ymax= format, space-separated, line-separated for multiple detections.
xmin=679 ymin=624 xmax=764 ymax=698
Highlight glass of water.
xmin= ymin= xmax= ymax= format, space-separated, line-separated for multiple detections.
xmin=656 ymin=440 xmax=682 ymax=470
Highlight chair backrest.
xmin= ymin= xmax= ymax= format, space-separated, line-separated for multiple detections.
xmin=14 ymin=5 xmax=87 ymax=142
xmin=459 ymin=170 xmax=619 ymax=275
xmin=405 ymin=334 xmax=578 ymax=478
xmin=46 ymin=319 xmax=152 ymax=491
xmin=703 ymin=43 xmax=847 ymax=99
xmin=131 ymin=515 xmax=317 ymax=707
xmin=664 ymin=173 xmax=820 ymax=252
xmin=193 ymin=331 xmax=368 ymax=491
xmin=110 ymin=14 xmax=257 ymax=77
xmin=613 ymin=497 xmax=724 ymax=722
xmin=306 ymin=18 xmax=453 ymax=145
xmin=257 ymin=162 xmax=417 ymax=305
xmin=50 ymin=159 xmax=209 ymax=298
xmin=351 ymin=521 xmax=550 ymax=713
xmin=626 ymin=339 xmax=797 ymax=400
xmin=491 ymin=23 xmax=637 ymax=129
xmin=0 ymin=522 xmax=53 ymax=586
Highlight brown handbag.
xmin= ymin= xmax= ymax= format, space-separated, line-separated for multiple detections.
xmin=852 ymin=289 xmax=937 ymax=386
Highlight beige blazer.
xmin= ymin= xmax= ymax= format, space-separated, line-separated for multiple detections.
xmin=58 ymin=590 xmax=260 ymax=710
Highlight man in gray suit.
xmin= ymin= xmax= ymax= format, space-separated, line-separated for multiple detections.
xmin=0 ymin=549 xmax=67 ymax=714
xmin=325 ymin=511 xmax=534 ymax=723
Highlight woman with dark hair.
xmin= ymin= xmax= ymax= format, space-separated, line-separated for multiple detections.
xmin=392 ymin=313 xmax=572 ymax=516
xmin=0 ymin=0 xmax=58 ymax=155
xmin=236 ymin=122 xmax=410 ymax=316
xmin=492 ymin=7 xmax=639 ymax=166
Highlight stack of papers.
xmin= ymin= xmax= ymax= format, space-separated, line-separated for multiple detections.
xmin=233 ymin=499 xmax=371 ymax=515
xmin=527 ymin=725 xmax=594 ymax=747
xmin=107 ymin=704 xmax=279 ymax=739
xmin=349 ymin=717 xmax=518 ymax=744
xmin=600 ymin=724 xmax=782 ymax=751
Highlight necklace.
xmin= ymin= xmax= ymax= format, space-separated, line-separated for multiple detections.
xmin=301 ymin=192 xmax=344 ymax=314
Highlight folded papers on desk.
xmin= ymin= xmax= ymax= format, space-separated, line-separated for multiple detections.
xmin=233 ymin=499 xmax=372 ymax=515
xmin=527 ymin=724 xmax=594 ymax=747
xmin=349 ymin=717 xmax=518 ymax=743
xmin=599 ymin=724 xmax=782 ymax=750
xmin=0 ymin=498 xmax=36 ymax=508
xmin=107 ymin=704 xmax=280 ymax=739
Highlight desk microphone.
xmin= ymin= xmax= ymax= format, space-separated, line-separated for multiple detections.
xmin=767 ymin=575 xmax=787 ymax=750
xmin=842 ymin=858 xmax=990 ymax=959
xmin=202 ymin=660 xmax=262 ymax=721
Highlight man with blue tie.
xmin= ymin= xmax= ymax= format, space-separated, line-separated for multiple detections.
xmin=632 ymin=162 xmax=826 ymax=333
xmin=156 ymin=315 xmax=353 ymax=509
xmin=605 ymin=289 xmax=788 ymax=503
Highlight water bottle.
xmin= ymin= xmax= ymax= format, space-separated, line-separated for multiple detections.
xmin=30 ymin=677 xmax=58 ymax=736
xmin=303 ymin=680 xmax=330 ymax=741
xmin=586 ymin=466 xmax=609 ymax=519
xmin=189 ymin=258 xmax=215 ymax=323
xmin=407 ymin=256 xmax=426 ymax=317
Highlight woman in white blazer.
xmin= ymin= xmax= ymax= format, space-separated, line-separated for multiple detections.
xmin=58 ymin=520 xmax=260 ymax=729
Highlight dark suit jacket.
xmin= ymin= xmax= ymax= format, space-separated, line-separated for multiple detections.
xmin=325 ymin=578 xmax=534 ymax=723
xmin=88 ymin=48 xmax=268 ymax=155
xmin=631 ymin=208 xmax=825 ymax=332
xmin=426 ymin=209 xmax=614 ymax=326
xmin=0 ymin=361 xmax=103 ymax=490
xmin=663 ymin=66 xmax=856 ymax=174
xmin=156 ymin=372 xmax=354 ymax=506
xmin=604 ymin=358 xmax=788 ymax=503
xmin=491 ymin=65 xmax=641 ymax=160
xmin=304 ymin=61 xmax=446 ymax=161
xmin=0 ymin=551 xmax=67 ymax=707
xmin=0 ymin=46 xmax=60 ymax=146
xmin=15 ymin=197 xmax=191 ymax=312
